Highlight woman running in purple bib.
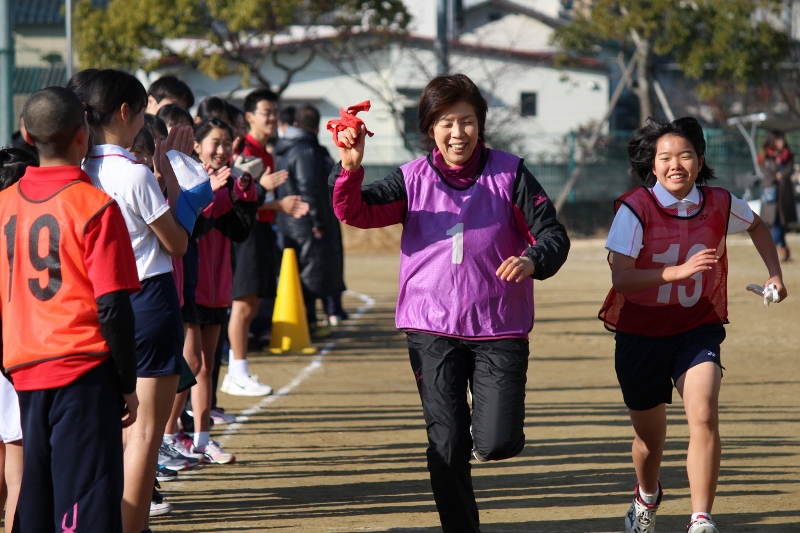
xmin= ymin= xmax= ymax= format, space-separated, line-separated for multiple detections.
xmin=329 ymin=73 xmax=570 ymax=532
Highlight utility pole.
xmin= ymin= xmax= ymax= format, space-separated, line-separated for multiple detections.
xmin=436 ymin=0 xmax=449 ymax=75
xmin=66 ymin=0 xmax=74 ymax=79
xmin=0 ymin=0 xmax=14 ymax=147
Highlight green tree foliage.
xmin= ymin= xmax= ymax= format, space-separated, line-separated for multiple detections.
xmin=74 ymin=0 xmax=411 ymax=94
xmin=552 ymin=0 xmax=790 ymax=124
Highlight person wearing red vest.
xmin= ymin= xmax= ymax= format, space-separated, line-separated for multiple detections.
xmin=1 ymin=87 xmax=140 ymax=532
xmin=599 ymin=117 xmax=787 ymax=533
xmin=224 ymin=88 xmax=307 ymax=397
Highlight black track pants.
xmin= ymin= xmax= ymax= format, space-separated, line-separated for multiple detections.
xmin=407 ymin=331 xmax=529 ymax=533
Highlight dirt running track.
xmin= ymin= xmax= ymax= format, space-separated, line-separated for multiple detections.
xmin=149 ymin=234 xmax=800 ymax=533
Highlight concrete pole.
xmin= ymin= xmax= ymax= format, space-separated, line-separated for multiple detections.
xmin=436 ymin=0 xmax=449 ymax=75
xmin=0 ymin=0 xmax=14 ymax=147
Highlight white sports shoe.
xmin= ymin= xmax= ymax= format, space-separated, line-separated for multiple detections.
xmin=210 ymin=408 xmax=237 ymax=424
xmin=220 ymin=373 xmax=273 ymax=397
xmin=625 ymin=482 xmax=662 ymax=533
xmin=686 ymin=514 xmax=719 ymax=533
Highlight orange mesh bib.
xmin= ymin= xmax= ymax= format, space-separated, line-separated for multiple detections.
xmin=0 ymin=181 xmax=113 ymax=371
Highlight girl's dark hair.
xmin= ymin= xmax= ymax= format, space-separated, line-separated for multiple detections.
xmin=144 ymin=113 xmax=168 ymax=139
xmin=69 ymin=69 xmax=147 ymax=128
xmin=194 ymin=118 xmax=234 ymax=144
xmin=131 ymin=126 xmax=155 ymax=155
xmin=195 ymin=97 xmax=231 ymax=124
xmin=418 ymin=74 xmax=488 ymax=151
xmin=0 ymin=148 xmax=38 ymax=190
xmin=157 ymin=104 xmax=193 ymax=129
xmin=628 ymin=116 xmax=716 ymax=185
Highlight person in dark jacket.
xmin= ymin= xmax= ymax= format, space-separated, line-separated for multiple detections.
xmin=274 ymin=105 xmax=343 ymax=334
xmin=758 ymin=130 xmax=797 ymax=261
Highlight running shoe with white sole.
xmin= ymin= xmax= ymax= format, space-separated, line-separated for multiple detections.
xmin=186 ymin=407 xmax=237 ymax=425
xmin=150 ymin=481 xmax=172 ymax=517
xmin=158 ymin=441 xmax=189 ymax=471
xmin=170 ymin=430 xmax=206 ymax=462
xmin=199 ymin=439 xmax=236 ymax=464
xmin=210 ymin=407 xmax=236 ymax=424
xmin=625 ymin=481 xmax=662 ymax=533
xmin=686 ymin=514 xmax=719 ymax=533
xmin=156 ymin=464 xmax=178 ymax=482
xmin=220 ymin=373 xmax=273 ymax=397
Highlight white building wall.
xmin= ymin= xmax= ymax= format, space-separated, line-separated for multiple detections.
xmin=458 ymin=14 xmax=559 ymax=51
xmin=170 ymin=42 xmax=607 ymax=165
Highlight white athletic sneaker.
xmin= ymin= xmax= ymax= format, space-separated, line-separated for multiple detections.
xmin=210 ymin=408 xmax=236 ymax=424
xmin=625 ymin=482 xmax=662 ymax=533
xmin=686 ymin=514 xmax=719 ymax=533
xmin=220 ymin=373 xmax=273 ymax=397
xmin=150 ymin=482 xmax=172 ymax=517
xmin=185 ymin=407 xmax=237 ymax=425
xmin=200 ymin=439 xmax=236 ymax=464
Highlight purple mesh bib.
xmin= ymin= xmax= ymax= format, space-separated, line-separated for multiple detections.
xmin=395 ymin=150 xmax=534 ymax=337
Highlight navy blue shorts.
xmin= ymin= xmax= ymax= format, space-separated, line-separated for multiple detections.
xmin=14 ymin=358 xmax=124 ymax=532
xmin=130 ymin=272 xmax=184 ymax=378
xmin=615 ymin=323 xmax=726 ymax=411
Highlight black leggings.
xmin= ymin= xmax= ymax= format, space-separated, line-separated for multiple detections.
xmin=406 ymin=332 xmax=529 ymax=533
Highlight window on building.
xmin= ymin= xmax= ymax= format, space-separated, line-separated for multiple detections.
xmin=520 ymin=92 xmax=537 ymax=117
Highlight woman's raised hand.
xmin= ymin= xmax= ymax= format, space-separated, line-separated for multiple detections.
xmin=338 ymin=124 xmax=366 ymax=171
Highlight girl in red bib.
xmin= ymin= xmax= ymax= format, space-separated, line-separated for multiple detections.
xmin=600 ymin=117 xmax=787 ymax=533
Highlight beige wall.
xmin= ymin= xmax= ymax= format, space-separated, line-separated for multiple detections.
xmin=14 ymin=26 xmax=68 ymax=67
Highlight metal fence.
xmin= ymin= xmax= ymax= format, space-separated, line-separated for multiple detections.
xmin=356 ymin=128 xmax=773 ymax=203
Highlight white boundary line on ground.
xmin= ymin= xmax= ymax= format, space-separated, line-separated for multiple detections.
xmin=217 ymin=289 xmax=376 ymax=441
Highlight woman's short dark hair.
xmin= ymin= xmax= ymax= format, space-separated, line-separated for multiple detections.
xmin=628 ymin=116 xmax=716 ymax=186
xmin=0 ymin=147 xmax=38 ymax=190
xmin=69 ymin=69 xmax=148 ymax=128
xmin=194 ymin=118 xmax=234 ymax=144
xmin=131 ymin=126 xmax=155 ymax=155
xmin=418 ymin=74 xmax=488 ymax=151
xmin=196 ymin=97 xmax=230 ymax=124
xmin=157 ymin=104 xmax=194 ymax=129
xmin=144 ymin=113 xmax=168 ymax=139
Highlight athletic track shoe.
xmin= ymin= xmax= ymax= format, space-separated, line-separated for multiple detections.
xmin=200 ymin=440 xmax=236 ymax=464
xmin=686 ymin=514 xmax=719 ymax=533
xmin=158 ymin=441 xmax=189 ymax=471
xmin=156 ymin=465 xmax=178 ymax=482
xmin=187 ymin=407 xmax=237 ymax=425
xmin=625 ymin=481 xmax=662 ymax=533
xmin=150 ymin=481 xmax=173 ymax=517
xmin=161 ymin=438 xmax=200 ymax=469
xmin=171 ymin=430 xmax=207 ymax=462
xmin=220 ymin=372 xmax=273 ymax=397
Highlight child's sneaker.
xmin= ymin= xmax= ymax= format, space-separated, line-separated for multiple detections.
xmin=199 ymin=439 xmax=236 ymax=464
xmin=625 ymin=482 xmax=662 ymax=533
xmin=150 ymin=481 xmax=173 ymax=517
xmin=156 ymin=464 xmax=178 ymax=482
xmin=171 ymin=430 xmax=206 ymax=462
xmin=210 ymin=407 xmax=236 ymax=425
xmin=686 ymin=514 xmax=719 ymax=533
xmin=158 ymin=441 xmax=189 ymax=471
xmin=220 ymin=372 xmax=273 ymax=396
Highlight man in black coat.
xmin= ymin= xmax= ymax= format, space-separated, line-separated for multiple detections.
xmin=273 ymin=104 xmax=344 ymax=334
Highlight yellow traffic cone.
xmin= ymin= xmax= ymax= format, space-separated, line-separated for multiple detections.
xmin=269 ymin=248 xmax=317 ymax=354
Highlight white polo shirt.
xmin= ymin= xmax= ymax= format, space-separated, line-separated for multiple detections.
xmin=606 ymin=182 xmax=755 ymax=258
xmin=83 ymin=144 xmax=173 ymax=281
